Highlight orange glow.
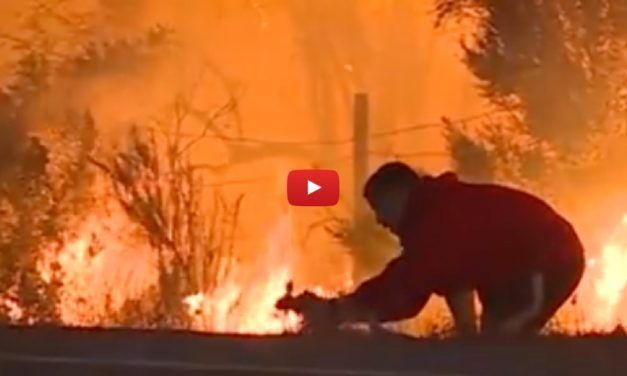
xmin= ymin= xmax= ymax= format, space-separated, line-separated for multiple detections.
xmin=182 ymin=213 xmax=304 ymax=334
xmin=38 ymin=180 xmax=158 ymax=325
xmin=1 ymin=0 xmax=626 ymax=338
xmin=576 ymin=214 xmax=627 ymax=332
xmin=0 ymin=296 xmax=23 ymax=322
xmin=47 ymin=200 xmax=323 ymax=334
xmin=31 ymin=183 xmax=627 ymax=334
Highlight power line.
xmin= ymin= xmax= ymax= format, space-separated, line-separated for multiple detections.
xmin=93 ymin=109 xmax=512 ymax=188
xmin=369 ymin=150 xmax=449 ymax=159
xmin=150 ymin=107 xmax=515 ymax=146
xmin=167 ymin=121 xmax=439 ymax=144
xmin=202 ymin=176 xmax=272 ymax=187
xmin=368 ymin=122 xmax=441 ymax=138
xmin=198 ymin=150 xmax=448 ymax=187
xmin=146 ymin=128 xmax=354 ymax=146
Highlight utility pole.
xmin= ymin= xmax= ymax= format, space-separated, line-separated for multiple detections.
xmin=353 ymin=93 xmax=369 ymax=222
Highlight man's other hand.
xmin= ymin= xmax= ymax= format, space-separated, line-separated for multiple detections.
xmin=276 ymin=290 xmax=340 ymax=332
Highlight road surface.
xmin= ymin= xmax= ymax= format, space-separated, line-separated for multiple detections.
xmin=1 ymin=326 xmax=626 ymax=375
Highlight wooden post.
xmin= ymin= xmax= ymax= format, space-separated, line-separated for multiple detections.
xmin=353 ymin=93 xmax=369 ymax=222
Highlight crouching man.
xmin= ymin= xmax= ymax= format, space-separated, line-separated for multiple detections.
xmin=277 ymin=162 xmax=585 ymax=335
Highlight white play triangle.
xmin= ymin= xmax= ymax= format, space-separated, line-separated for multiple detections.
xmin=307 ymin=180 xmax=321 ymax=195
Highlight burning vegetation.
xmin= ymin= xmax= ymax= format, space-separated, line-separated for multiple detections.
xmin=0 ymin=0 xmax=626 ymax=337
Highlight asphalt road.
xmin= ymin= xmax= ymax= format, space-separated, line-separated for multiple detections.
xmin=1 ymin=326 xmax=627 ymax=375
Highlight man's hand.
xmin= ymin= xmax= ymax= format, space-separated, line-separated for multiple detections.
xmin=276 ymin=289 xmax=340 ymax=332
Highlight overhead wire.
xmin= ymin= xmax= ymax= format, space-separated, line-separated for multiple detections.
xmin=99 ymin=108 xmax=517 ymax=188
xmin=144 ymin=107 xmax=513 ymax=146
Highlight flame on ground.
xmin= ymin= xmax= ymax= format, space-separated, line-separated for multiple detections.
xmin=29 ymin=179 xmax=627 ymax=335
xmin=578 ymin=214 xmax=627 ymax=331
xmin=39 ymin=192 xmax=157 ymax=325
xmin=182 ymin=213 xmax=304 ymax=334
xmin=44 ymin=206 xmax=627 ymax=335
xmin=48 ymin=201 xmax=308 ymax=334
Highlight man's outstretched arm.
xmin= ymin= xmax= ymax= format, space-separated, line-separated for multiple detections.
xmin=326 ymin=257 xmax=432 ymax=324
xmin=276 ymin=256 xmax=435 ymax=328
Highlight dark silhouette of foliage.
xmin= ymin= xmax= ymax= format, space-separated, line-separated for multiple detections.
xmin=436 ymin=0 xmax=627 ymax=148
xmin=436 ymin=0 xmax=627 ymax=188
xmin=443 ymin=117 xmax=493 ymax=182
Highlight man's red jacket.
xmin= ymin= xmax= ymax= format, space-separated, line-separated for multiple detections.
xmin=340 ymin=173 xmax=584 ymax=322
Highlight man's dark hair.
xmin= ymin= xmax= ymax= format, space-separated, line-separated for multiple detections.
xmin=363 ymin=162 xmax=421 ymax=200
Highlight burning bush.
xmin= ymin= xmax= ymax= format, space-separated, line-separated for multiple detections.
xmin=90 ymin=124 xmax=243 ymax=328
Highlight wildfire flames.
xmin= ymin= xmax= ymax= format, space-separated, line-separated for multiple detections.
xmin=578 ymin=214 xmax=627 ymax=332
xmin=18 ymin=185 xmax=627 ymax=335
xmin=182 ymin=213 xmax=303 ymax=334
xmin=43 ymin=198 xmax=310 ymax=334
xmin=39 ymin=185 xmax=159 ymax=325
xmin=2 ymin=0 xmax=626 ymax=339
xmin=30 ymin=204 xmax=627 ymax=335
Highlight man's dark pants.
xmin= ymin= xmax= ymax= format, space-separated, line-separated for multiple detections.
xmin=478 ymin=240 xmax=585 ymax=334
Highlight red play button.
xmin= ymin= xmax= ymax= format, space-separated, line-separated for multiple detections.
xmin=287 ymin=169 xmax=340 ymax=207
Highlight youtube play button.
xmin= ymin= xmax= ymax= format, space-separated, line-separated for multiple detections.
xmin=307 ymin=180 xmax=321 ymax=195
xmin=287 ymin=169 xmax=340 ymax=206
